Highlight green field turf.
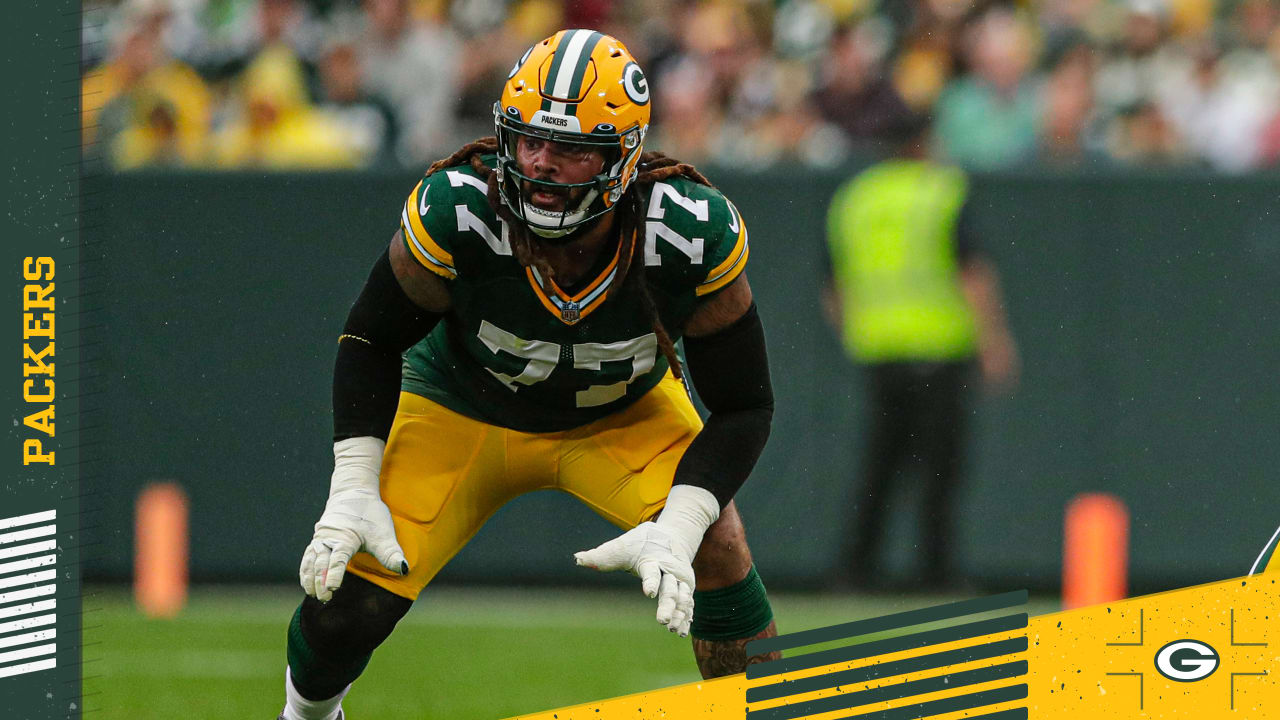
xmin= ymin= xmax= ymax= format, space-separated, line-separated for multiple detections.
xmin=84 ymin=585 xmax=1059 ymax=719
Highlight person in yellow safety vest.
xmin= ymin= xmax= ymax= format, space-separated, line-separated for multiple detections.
xmin=823 ymin=113 xmax=1018 ymax=591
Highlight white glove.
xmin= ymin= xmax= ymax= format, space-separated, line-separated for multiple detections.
xmin=574 ymin=485 xmax=720 ymax=637
xmin=299 ymin=437 xmax=408 ymax=602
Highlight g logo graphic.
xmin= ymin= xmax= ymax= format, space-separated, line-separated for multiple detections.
xmin=1154 ymin=640 xmax=1220 ymax=682
xmin=622 ymin=62 xmax=649 ymax=105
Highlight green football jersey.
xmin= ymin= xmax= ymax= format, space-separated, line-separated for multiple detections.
xmin=396 ymin=155 xmax=750 ymax=432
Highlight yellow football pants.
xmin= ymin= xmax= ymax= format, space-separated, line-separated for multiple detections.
xmin=347 ymin=373 xmax=703 ymax=600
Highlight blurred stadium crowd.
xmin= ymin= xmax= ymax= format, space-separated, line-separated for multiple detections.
xmin=82 ymin=0 xmax=1280 ymax=171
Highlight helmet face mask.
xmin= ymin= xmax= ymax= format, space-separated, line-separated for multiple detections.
xmin=493 ymin=30 xmax=651 ymax=239
xmin=494 ymin=108 xmax=642 ymax=238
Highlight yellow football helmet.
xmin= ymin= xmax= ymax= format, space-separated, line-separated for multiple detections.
xmin=494 ymin=29 xmax=651 ymax=238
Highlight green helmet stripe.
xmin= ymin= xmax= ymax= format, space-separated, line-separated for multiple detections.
xmin=563 ymin=31 xmax=604 ymax=116
xmin=540 ymin=30 xmax=579 ymax=112
xmin=539 ymin=35 xmax=568 ymax=112
xmin=539 ymin=30 xmax=602 ymax=115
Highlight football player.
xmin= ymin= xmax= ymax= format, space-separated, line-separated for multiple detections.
xmin=280 ymin=30 xmax=780 ymax=720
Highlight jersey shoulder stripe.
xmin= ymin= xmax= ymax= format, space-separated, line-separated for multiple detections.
xmin=640 ymin=177 xmax=749 ymax=296
xmin=398 ymin=159 xmax=502 ymax=279
xmin=401 ymin=179 xmax=457 ymax=280
xmin=697 ymin=199 xmax=748 ymax=296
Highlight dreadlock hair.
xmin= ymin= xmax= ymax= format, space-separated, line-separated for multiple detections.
xmin=425 ymin=137 xmax=714 ymax=380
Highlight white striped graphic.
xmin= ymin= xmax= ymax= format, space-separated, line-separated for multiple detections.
xmin=0 ymin=614 xmax=55 ymax=635
xmin=0 ymin=657 xmax=55 ymax=679
xmin=0 ymin=539 xmax=57 ymax=560
xmin=0 ymin=643 xmax=56 ymax=664
xmin=0 ymin=629 xmax=55 ymax=650
xmin=0 ymin=599 xmax=56 ymax=621
xmin=0 ymin=526 xmax=55 ymax=545
xmin=0 ymin=554 xmax=56 ymax=576
xmin=0 ymin=510 xmax=57 ymax=679
xmin=548 ymin=30 xmax=592 ymax=116
xmin=0 ymin=584 xmax=56 ymax=606
xmin=0 ymin=570 xmax=56 ymax=589
xmin=0 ymin=510 xmax=55 ymax=530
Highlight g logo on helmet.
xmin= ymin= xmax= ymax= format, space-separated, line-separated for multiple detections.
xmin=1154 ymin=640 xmax=1219 ymax=682
xmin=622 ymin=62 xmax=649 ymax=105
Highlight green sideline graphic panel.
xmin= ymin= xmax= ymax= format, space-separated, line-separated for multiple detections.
xmin=1 ymin=0 xmax=85 ymax=717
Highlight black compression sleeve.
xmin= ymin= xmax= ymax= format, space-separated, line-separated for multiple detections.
xmin=333 ymin=249 xmax=442 ymax=441
xmin=673 ymin=303 xmax=774 ymax=507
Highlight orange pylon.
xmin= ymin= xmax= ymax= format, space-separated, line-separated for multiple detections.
xmin=134 ymin=482 xmax=189 ymax=618
xmin=1062 ymin=492 xmax=1129 ymax=610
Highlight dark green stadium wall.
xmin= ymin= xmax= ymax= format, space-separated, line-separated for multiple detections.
xmin=86 ymin=169 xmax=1280 ymax=593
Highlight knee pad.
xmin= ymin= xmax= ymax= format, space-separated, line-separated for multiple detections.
xmin=690 ymin=565 xmax=774 ymax=641
xmin=299 ymin=574 xmax=413 ymax=658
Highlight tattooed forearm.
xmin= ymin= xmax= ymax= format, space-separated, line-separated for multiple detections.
xmin=691 ymin=621 xmax=781 ymax=679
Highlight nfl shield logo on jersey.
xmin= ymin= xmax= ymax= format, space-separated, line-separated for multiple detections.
xmin=561 ymin=300 xmax=581 ymax=323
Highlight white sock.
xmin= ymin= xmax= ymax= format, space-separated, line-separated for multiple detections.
xmin=282 ymin=666 xmax=348 ymax=720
